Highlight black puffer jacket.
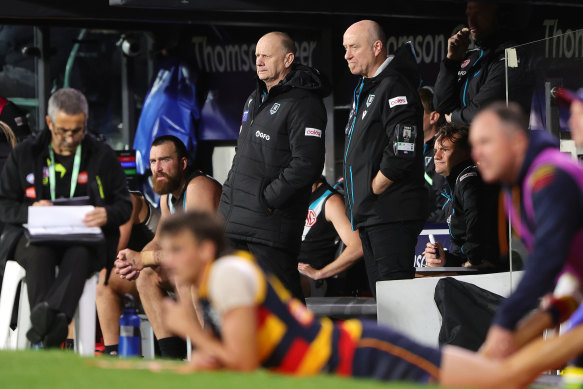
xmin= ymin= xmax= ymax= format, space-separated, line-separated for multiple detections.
xmin=441 ymin=160 xmax=503 ymax=268
xmin=0 ymin=129 xmax=132 ymax=276
xmin=219 ymin=63 xmax=327 ymax=252
xmin=433 ymin=34 xmax=514 ymax=126
xmin=343 ymin=42 xmax=427 ymax=229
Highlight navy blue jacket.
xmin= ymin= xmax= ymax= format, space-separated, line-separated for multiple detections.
xmin=493 ymin=131 xmax=583 ymax=330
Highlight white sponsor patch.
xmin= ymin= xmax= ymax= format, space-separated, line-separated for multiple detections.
xmin=388 ymin=96 xmax=408 ymax=108
xmin=305 ymin=127 xmax=322 ymax=138
xmin=26 ymin=173 xmax=34 ymax=184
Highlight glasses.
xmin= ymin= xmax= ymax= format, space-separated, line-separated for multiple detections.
xmin=52 ymin=126 xmax=84 ymax=138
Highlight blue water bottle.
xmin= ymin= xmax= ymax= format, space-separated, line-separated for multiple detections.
xmin=119 ymin=294 xmax=141 ymax=358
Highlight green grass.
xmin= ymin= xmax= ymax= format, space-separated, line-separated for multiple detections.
xmin=0 ymin=350 xmax=561 ymax=389
xmin=0 ymin=350 xmax=430 ymax=389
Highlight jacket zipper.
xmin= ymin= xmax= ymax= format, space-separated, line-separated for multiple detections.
xmin=462 ymin=48 xmax=484 ymax=107
xmin=344 ymin=80 xmax=365 ymax=230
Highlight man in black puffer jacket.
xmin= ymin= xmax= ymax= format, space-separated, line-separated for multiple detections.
xmin=433 ymin=1 xmax=530 ymax=126
xmin=219 ymin=31 xmax=327 ymax=300
xmin=342 ymin=20 xmax=427 ymax=296
xmin=423 ymin=123 xmax=505 ymax=271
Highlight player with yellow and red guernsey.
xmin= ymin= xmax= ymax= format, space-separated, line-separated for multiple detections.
xmin=157 ymin=212 xmax=583 ymax=388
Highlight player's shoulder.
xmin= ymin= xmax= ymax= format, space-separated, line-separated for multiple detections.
xmin=186 ymin=171 xmax=221 ymax=191
xmin=211 ymin=253 xmax=260 ymax=283
xmin=530 ymin=163 xmax=581 ymax=196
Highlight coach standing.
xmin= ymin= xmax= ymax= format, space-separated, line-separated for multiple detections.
xmin=342 ymin=20 xmax=427 ymax=296
xmin=219 ymin=31 xmax=327 ymax=300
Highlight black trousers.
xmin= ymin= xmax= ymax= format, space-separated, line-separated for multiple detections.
xmin=359 ymin=220 xmax=424 ymax=297
xmin=14 ymin=235 xmax=93 ymax=320
xmin=230 ymin=239 xmax=304 ymax=302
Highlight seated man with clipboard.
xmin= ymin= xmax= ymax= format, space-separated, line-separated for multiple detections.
xmin=0 ymin=88 xmax=132 ymax=348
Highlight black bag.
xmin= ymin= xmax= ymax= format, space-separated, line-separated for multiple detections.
xmin=434 ymin=277 xmax=504 ymax=351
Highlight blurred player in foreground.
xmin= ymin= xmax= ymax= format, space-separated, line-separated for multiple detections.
xmin=98 ymin=211 xmax=583 ymax=389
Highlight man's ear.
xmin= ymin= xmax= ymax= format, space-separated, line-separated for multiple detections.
xmin=429 ymin=111 xmax=441 ymax=126
xmin=373 ymin=40 xmax=383 ymax=57
xmin=284 ymin=52 xmax=294 ymax=68
xmin=45 ymin=115 xmax=52 ymax=129
xmin=199 ymin=239 xmax=217 ymax=264
xmin=180 ymin=156 xmax=188 ymax=172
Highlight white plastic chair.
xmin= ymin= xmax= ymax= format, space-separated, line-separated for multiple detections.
xmin=0 ymin=260 xmax=98 ymax=356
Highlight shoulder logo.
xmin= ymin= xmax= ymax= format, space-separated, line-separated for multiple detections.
xmin=305 ymin=128 xmax=322 ymax=138
xmin=388 ymin=96 xmax=408 ymax=108
xmin=366 ymin=94 xmax=375 ymax=107
xmin=461 ymin=59 xmax=471 ymax=68
xmin=242 ymin=110 xmax=249 ymax=122
xmin=270 ymin=103 xmax=280 ymax=115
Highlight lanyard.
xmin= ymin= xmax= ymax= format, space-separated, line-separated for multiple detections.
xmin=48 ymin=144 xmax=82 ymax=201
xmin=168 ymin=193 xmax=186 ymax=215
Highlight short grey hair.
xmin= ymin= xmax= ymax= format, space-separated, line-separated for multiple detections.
xmin=47 ymin=88 xmax=88 ymax=123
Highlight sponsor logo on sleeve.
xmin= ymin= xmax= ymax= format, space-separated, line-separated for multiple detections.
xmin=388 ymin=96 xmax=408 ymax=108
xmin=14 ymin=116 xmax=24 ymax=126
xmin=242 ymin=110 xmax=248 ymax=122
xmin=305 ymin=127 xmax=322 ymax=138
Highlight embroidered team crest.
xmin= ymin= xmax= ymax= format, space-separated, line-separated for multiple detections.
xmin=270 ymin=103 xmax=280 ymax=115
xmin=366 ymin=94 xmax=375 ymax=107
xmin=461 ymin=59 xmax=471 ymax=68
